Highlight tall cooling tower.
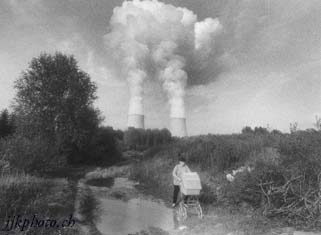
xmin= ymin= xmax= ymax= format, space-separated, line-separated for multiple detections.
xmin=128 ymin=114 xmax=144 ymax=129
xmin=170 ymin=117 xmax=187 ymax=137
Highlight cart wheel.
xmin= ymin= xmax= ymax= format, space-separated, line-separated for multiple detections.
xmin=178 ymin=202 xmax=187 ymax=220
xmin=196 ymin=203 xmax=203 ymax=219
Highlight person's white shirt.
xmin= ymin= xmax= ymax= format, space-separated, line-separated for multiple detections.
xmin=172 ymin=163 xmax=191 ymax=185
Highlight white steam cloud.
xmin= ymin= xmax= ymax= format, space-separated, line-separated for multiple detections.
xmin=105 ymin=0 xmax=222 ymax=118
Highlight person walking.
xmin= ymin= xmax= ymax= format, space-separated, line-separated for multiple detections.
xmin=172 ymin=155 xmax=191 ymax=207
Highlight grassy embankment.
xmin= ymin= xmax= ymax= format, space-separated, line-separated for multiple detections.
xmin=0 ymin=165 xmax=97 ymax=235
xmin=129 ymin=131 xmax=321 ymax=233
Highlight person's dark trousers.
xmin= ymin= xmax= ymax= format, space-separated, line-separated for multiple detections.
xmin=173 ymin=185 xmax=180 ymax=204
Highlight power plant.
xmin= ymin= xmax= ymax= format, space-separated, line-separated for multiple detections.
xmin=170 ymin=117 xmax=187 ymax=137
xmin=107 ymin=0 xmax=221 ymax=138
xmin=127 ymin=112 xmax=187 ymax=137
xmin=127 ymin=114 xmax=144 ymax=129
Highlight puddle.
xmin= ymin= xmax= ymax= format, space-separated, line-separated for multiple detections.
xmin=96 ymin=197 xmax=175 ymax=235
xmin=112 ymin=177 xmax=138 ymax=189
xmin=92 ymin=177 xmax=180 ymax=235
xmin=86 ymin=177 xmax=114 ymax=187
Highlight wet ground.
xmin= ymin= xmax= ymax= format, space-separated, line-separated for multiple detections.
xmin=87 ymin=177 xmax=182 ymax=235
xmin=81 ymin=166 xmax=312 ymax=235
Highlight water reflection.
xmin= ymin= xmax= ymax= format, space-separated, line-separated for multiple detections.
xmin=96 ymin=197 xmax=175 ymax=235
xmin=94 ymin=177 xmax=179 ymax=235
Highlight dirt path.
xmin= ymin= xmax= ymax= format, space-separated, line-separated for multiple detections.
xmin=78 ymin=166 xmax=319 ymax=235
xmin=79 ymin=166 xmax=236 ymax=235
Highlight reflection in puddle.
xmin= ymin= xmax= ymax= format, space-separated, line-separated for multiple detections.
xmin=93 ymin=177 xmax=182 ymax=235
xmin=96 ymin=197 xmax=175 ymax=235
xmin=86 ymin=177 xmax=114 ymax=187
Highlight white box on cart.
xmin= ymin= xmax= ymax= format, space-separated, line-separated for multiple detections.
xmin=180 ymin=172 xmax=202 ymax=195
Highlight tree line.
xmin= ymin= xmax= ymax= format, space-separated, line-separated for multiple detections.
xmin=124 ymin=127 xmax=172 ymax=151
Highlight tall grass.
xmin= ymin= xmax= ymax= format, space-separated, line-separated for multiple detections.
xmin=0 ymin=171 xmax=79 ymax=234
xmin=129 ymin=130 xmax=321 ymax=228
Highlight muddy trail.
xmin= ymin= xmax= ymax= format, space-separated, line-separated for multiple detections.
xmin=77 ymin=166 xmax=320 ymax=235
xmin=81 ymin=166 xmax=209 ymax=235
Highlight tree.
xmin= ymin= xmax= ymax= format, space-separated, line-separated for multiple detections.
xmin=271 ymin=129 xmax=282 ymax=135
xmin=160 ymin=128 xmax=171 ymax=144
xmin=253 ymin=126 xmax=269 ymax=135
xmin=241 ymin=126 xmax=253 ymax=134
xmin=84 ymin=126 xmax=122 ymax=165
xmin=0 ymin=109 xmax=15 ymax=138
xmin=314 ymin=116 xmax=321 ymax=131
xmin=123 ymin=128 xmax=172 ymax=150
xmin=13 ymin=52 xmax=100 ymax=163
xmin=290 ymin=122 xmax=298 ymax=133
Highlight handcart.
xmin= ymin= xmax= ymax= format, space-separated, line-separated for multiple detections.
xmin=177 ymin=172 xmax=203 ymax=220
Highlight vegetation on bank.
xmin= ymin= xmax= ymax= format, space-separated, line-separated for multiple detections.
xmin=0 ymin=52 xmax=124 ymax=235
xmin=0 ymin=171 xmax=79 ymax=234
xmin=129 ymin=128 xmax=321 ymax=230
xmin=0 ymin=52 xmax=173 ymax=235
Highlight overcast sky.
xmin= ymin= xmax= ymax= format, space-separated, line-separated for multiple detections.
xmin=1 ymin=0 xmax=320 ymax=135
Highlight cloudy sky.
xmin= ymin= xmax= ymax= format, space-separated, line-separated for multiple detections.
xmin=1 ymin=0 xmax=320 ymax=135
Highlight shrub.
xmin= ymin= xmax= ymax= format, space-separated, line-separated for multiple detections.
xmin=130 ymin=129 xmax=321 ymax=228
xmin=0 ymin=134 xmax=56 ymax=172
xmin=79 ymin=126 xmax=122 ymax=165
xmin=221 ymin=132 xmax=321 ymax=227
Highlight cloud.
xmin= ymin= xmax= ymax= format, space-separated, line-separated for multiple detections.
xmin=0 ymin=0 xmax=320 ymax=134
xmin=104 ymin=0 xmax=222 ymax=118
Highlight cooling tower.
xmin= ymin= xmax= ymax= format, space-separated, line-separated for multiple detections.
xmin=170 ymin=117 xmax=187 ymax=137
xmin=128 ymin=114 xmax=144 ymax=129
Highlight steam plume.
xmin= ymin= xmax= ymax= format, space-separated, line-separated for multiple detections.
xmin=105 ymin=0 xmax=222 ymax=118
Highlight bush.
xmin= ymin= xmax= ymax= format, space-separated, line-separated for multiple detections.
xmin=0 ymin=173 xmax=50 ymax=218
xmin=0 ymin=134 xmax=56 ymax=172
xmin=1 ymin=125 xmax=123 ymax=171
xmin=78 ymin=186 xmax=99 ymax=222
xmin=130 ymin=129 xmax=321 ymax=228
xmin=221 ymin=132 xmax=321 ymax=228
xmin=78 ymin=126 xmax=122 ymax=165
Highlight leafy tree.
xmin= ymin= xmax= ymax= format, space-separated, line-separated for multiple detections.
xmin=314 ymin=116 xmax=321 ymax=131
xmin=13 ymin=52 xmax=100 ymax=164
xmin=242 ymin=126 xmax=253 ymax=134
xmin=0 ymin=109 xmax=15 ymax=138
xmin=289 ymin=122 xmax=298 ymax=133
xmin=253 ymin=126 xmax=269 ymax=135
xmin=123 ymin=128 xmax=172 ymax=150
xmin=271 ymin=129 xmax=282 ymax=135
xmin=242 ymin=126 xmax=269 ymax=135
xmin=84 ymin=126 xmax=122 ymax=165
